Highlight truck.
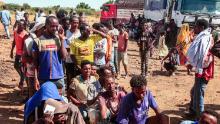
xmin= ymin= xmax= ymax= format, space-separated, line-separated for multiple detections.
xmin=144 ymin=0 xmax=220 ymax=27
xmin=100 ymin=0 xmax=144 ymax=24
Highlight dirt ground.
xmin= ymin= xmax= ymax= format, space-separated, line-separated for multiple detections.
xmin=0 ymin=15 xmax=220 ymax=124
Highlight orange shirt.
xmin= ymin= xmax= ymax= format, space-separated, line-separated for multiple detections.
xmin=14 ymin=30 xmax=28 ymax=55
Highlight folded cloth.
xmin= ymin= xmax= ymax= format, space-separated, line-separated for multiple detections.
xmin=186 ymin=28 xmax=212 ymax=70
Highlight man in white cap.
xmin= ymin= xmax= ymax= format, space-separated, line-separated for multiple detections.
xmin=22 ymin=17 xmax=46 ymax=98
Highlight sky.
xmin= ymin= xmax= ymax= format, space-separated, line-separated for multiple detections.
xmin=2 ymin=0 xmax=109 ymax=9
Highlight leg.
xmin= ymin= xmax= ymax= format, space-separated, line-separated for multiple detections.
xmin=194 ymin=77 xmax=207 ymax=118
xmin=145 ymin=51 xmax=149 ymax=76
xmin=117 ymin=52 xmax=122 ymax=76
xmin=14 ymin=55 xmax=25 ymax=89
xmin=114 ymin=47 xmax=118 ymax=74
xmin=140 ymin=50 xmax=145 ymax=76
xmin=28 ymin=77 xmax=36 ymax=98
xmin=4 ymin=24 xmax=10 ymax=39
xmin=122 ymin=52 xmax=128 ymax=76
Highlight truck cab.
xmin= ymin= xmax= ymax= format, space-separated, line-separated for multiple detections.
xmin=100 ymin=4 xmax=117 ymax=23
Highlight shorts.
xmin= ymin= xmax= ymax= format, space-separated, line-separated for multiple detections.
xmin=118 ymin=52 xmax=128 ymax=65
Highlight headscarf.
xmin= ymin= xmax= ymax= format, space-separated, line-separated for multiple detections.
xmin=24 ymin=81 xmax=63 ymax=123
xmin=177 ymin=24 xmax=190 ymax=54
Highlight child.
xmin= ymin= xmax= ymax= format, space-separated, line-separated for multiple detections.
xmin=161 ymin=48 xmax=180 ymax=76
xmin=158 ymin=31 xmax=168 ymax=60
xmin=10 ymin=19 xmax=28 ymax=92
xmin=91 ymin=62 xmax=99 ymax=80
xmin=117 ymin=23 xmax=129 ymax=78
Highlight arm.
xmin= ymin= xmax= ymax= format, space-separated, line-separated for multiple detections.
xmin=58 ymin=27 xmax=68 ymax=60
xmin=32 ymin=42 xmax=40 ymax=90
xmin=10 ymin=38 xmax=15 ymax=59
xmin=116 ymin=97 xmax=129 ymax=124
xmin=98 ymin=96 xmax=108 ymax=120
xmin=91 ymin=28 xmax=107 ymax=38
xmin=124 ymin=33 xmax=129 ymax=52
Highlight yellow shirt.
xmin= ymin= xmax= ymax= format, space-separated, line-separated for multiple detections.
xmin=70 ymin=35 xmax=102 ymax=65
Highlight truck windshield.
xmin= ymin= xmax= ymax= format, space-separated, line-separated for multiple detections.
xmin=102 ymin=5 xmax=110 ymax=12
xmin=144 ymin=0 xmax=167 ymax=10
xmin=181 ymin=0 xmax=220 ymax=15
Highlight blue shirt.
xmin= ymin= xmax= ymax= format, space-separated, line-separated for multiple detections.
xmin=0 ymin=10 xmax=10 ymax=25
xmin=116 ymin=90 xmax=158 ymax=124
xmin=32 ymin=36 xmax=64 ymax=80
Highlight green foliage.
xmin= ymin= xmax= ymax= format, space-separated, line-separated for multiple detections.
xmin=76 ymin=2 xmax=91 ymax=9
xmin=23 ymin=3 xmax=31 ymax=10
xmin=75 ymin=8 xmax=96 ymax=15
xmin=105 ymin=0 xmax=115 ymax=4
xmin=4 ymin=3 xmax=21 ymax=11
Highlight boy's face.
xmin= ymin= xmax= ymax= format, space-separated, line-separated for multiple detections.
xmin=18 ymin=21 xmax=25 ymax=30
xmin=91 ymin=66 xmax=97 ymax=75
xmin=132 ymin=85 xmax=146 ymax=101
xmin=71 ymin=20 xmax=79 ymax=29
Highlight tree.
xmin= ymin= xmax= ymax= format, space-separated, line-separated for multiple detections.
xmin=76 ymin=2 xmax=91 ymax=9
xmin=105 ymin=0 xmax=114 ymax=4
xmin=23 ymin=3 xmax=31 ymax=10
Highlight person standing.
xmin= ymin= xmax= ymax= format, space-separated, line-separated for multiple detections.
xmin=10 ymin=19 xmax=28 ymax=91
xmin=117 ymin=23 xmax=129 ymax=78
xmin=186 ymin=19 xmax=214 ymax=118
xmin=32 ymin=16 xmax=67 ymax=92
xmin=137 ymin=21 xmax=155 ymax=77
xmin=64 ymin=16 xmax=81 ymax=87
xmin=0 ymin=5 xmax=11 ymax=39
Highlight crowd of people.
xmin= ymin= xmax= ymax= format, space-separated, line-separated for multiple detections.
xmin=0 ymin=5 xmax=219 ymax=124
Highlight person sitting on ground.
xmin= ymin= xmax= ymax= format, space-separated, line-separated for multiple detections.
xmin=180 ymin=110 xmax=218 ymax=124
xmin=98 ymin=76 xmax=126 ymax=123
xmin=32 ymin=98 xmax=85 ymax=124
xmin=24 ymin=81 xmax=64 ymax=124
xmin=68 ymin=60 xmax=102 ymax=123
xmin=161 ymin=47 xmax=180 ymax=76
xmin=116 ymin=75 xmax=163 ymax=124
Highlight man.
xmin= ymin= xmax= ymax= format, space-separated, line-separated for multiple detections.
xmin=23 ymin=17 xmax=46 ymax=98
xmin=107 ymin=22 xmax=119 ymax=75
xmin=181 ymin=110 xmax=218 ymax=124
xmin=10 ymin=19 xmax=28 ymax=92
xmin=118 ymin=23 xmax=129 ymax=78
xmin=70 ymin=23 xmax=106 ymax=66
xmin=32 ymin=16 xmax=67 ymax=91
xmin=68 ymin=60 xmax=101 ymax=123
xmin=92 ymin=23 xmax=108 ymax=68
xmin=186 ymin=19 xmax=214 ymax=118
xmin=64 ymin=16 xmax=81 ymax=85
xmin=116 ymin=75 xmax=163 ymax=124
xmin=138 ymin=21 xmax=155 ymax=77
xmin=0 ymin=5 xmax=11 ymax=39
xmin=98 ymin=76 xmax=126 ymax=123
xmin=13 ymin=8 xmax=25 ymax=30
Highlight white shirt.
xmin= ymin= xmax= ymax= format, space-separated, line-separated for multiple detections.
xmin=108 ymin=28 xmax=119 ymax=47
xmin=65 ymin=29 xmax=81 ymax=63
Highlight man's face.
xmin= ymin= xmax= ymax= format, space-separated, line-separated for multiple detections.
xmin=142 ymin=23 xmax=148 ymax=31
xmin=71 ymin=20 xmax=79 ymax=30
xmin=104 ymin=78 xmax=115 ymax=91
xmin=132 ymin=86 xmax=146 ymax=100
xmin=199 ymin=113 xmax=217 ymax=124
xmin=80 ymin=26 xmax=90 ymax=38
xmin=46 ymin=18 xmax=59 ymax=36
xmin=194 ymin=25 xmax=202 ymax=34
xmin=81 ymin=64 xmax=91 ymax=78
xmin=53 ymin=114 xmax=67 ymax=124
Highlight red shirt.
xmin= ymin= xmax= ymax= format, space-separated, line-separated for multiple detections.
xmin=14 ymin=30 xmax=28 ymax=55
xmin=195 ymin=54 xmax=214 ymax=81
xmin=118 ymin=31 xmax=128 ymax=52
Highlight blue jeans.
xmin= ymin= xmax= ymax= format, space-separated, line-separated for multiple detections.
xmin=180 ymin=120 xmax=197 ymax=124
xmin=110 ymin=47 xmax=118 ymax=73
xmin=189 ymin=77 xmax=208 ymax=117
xmin=3 ymin=24 xmax=10 ymax=38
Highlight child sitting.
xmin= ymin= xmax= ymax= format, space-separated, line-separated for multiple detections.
xmin=161 ymin=48 xmax=180 ymax=76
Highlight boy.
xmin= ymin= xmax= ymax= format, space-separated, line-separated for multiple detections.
xmin=117 ymin=23 xmax=129 ymax=78
xmin=10 ymin=19 xmax=28 ymax=91
xmin=116 ymin=75 xmax=163 ymax=124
